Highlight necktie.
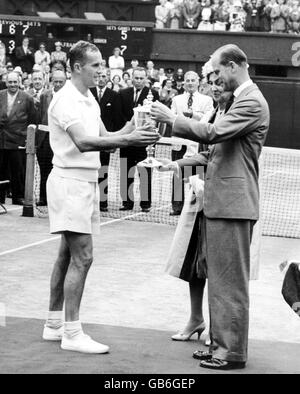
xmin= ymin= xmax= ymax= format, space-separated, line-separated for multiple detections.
xmin=187 ymin=93 xmax=193 ymax=109
xmin=134 ymin=89 xmax=140 ymax=106
xmin=98 ymin=88 xmax=102 ymax=102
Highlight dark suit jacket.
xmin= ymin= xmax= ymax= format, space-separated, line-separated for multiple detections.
xmin=14 ymin=46 xmax=35 ymax=74
xmin=35 ymin=89 xmax=53 ymax=148
xmin=118 ymin=86 xmax=160 ymax=127
xmin=90 ymin=87 xmax=122 ymax=131
xmin=173 ymin=84 xmax=270 ymax=220
xmin=0 ymin=89 xmax=37 ymax=149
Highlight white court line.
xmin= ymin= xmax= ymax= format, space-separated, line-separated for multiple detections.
xmin=5 ymin=206 xmax=23 ymax=213
xmin=0 ymin=207 xmax=170 ymax=257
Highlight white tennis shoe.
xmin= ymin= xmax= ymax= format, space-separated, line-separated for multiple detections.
xmin=42 ymin=325 xmax=64 ymax=341
xmin=61 ymin=333 xmax=109 ymax=354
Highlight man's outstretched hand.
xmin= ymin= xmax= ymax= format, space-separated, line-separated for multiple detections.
xmin=150 ymin=101 xmax=176 ymax=125
xmin=127 ymin=123 xmax=160 ymax=147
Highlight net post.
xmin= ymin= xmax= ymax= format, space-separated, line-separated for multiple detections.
xmin=22 ymin=124 xmax=37 ymax=217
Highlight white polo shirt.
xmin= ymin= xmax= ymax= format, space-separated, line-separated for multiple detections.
xmin=48 ymin=80 xmax=102 ymax=182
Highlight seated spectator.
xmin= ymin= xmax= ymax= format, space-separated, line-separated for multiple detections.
xmin=126 ymin=59 xmax=139 ymax=78
xmin=22 ymin=77 xmax=32 ymax=92
xmin=158 ymin=67 xmax=167 ymax=86
xmin=198 ymin=0 xmax=214 ymax=30
xmin=6 ymin=62 xmax=14 ymax=73
xmin=244 ymin=0 xmax=262 ymax=31
xmin=146 ymin=60 xmax=159 ymax=83
xmin=260 ymin=0 xmax=273 ymax=31
xmin=160 ymin=78 xmax=178 ymax=107
xmin=155 ymin=0 xmax=170 ymax=28
xmin=50 ymin=59 xmax=67 ymax=73
xmin=270 ymin=0 xmax=289 ymax=32
xmin=106 ymin=80 xmax=113 ymax=90
xmin=152 ymin=81 xmax=162 ymax=94
xmin=165 ymin=67 xmax=175 ymax=82
xmin=108 ymin=47 xmax=125 ymax=80
xmin=168 ymin=0 xmax=183 ymax=28
xmin=50 ymin=41 xmax=67 ymax=64
xmin=175 ymin=79 xmax=185 ymax=94
xmin=229 ymin=0 xmax=247 ymax=31
xmin=174 ymin=67 xmax=185 ymax=82
xmin=182 ymin=0 xmax=201 ymax=28
xmin=213 ymin=0 xmax=230 ymax=30
xmin=111 ymin=74 xmax=123 ymax=92
xmin=122 ymin=71 xmax=131 ymax=87
xmin=43 ymin=64 xmax=51 ymax=90
xmin=126 ymin=78 xmax=133 ymax=88
xmin=287 ymin=0 xmax=300 ymax=33
xmin=34 ymin=43 xmax=51 ymax=72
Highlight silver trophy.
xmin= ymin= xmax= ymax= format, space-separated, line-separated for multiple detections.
xmin=134 ymin=90 xmax=164 ymax=168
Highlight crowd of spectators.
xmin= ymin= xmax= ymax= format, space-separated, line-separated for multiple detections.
xmin=155 ymin=0 xmax=300 ymax=33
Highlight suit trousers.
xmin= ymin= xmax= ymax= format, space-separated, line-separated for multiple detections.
xmin=0 ymin=149 xmax=26 ymax=201
xmin=36 ymin=134 xmax=53 ymax=203
xmin=98 ymin=151 xmax=110 ymax=208
xmin=204 ymin=216 xmax=255 ymax=362
xmin=119 ymin=147 xmax=152 ymax=209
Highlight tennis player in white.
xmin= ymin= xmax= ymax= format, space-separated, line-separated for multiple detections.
xmin=42 ymin=41 xmax=159 ymax=354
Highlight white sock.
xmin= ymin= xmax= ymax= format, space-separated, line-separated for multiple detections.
xmin=64 ymin=321 xmax=83 ymax=339
xmin=45 ymin=311 xmax=63 ymax=330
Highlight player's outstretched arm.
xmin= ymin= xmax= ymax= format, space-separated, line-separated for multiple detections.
xmin=66 ymin=122 xmax=160 ymax=152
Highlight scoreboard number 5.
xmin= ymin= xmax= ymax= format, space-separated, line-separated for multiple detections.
xmin=121 ymin=30 xmax=128 ymax=41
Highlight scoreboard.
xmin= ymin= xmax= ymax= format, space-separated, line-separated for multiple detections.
xmin=0 ymin=14 xmax=154 ymax=62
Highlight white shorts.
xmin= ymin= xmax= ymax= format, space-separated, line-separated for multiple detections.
xmin=46 ymin=171 xmax=100 ymax=235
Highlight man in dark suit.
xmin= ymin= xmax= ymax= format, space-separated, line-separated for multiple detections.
xmin=118 ymin=67 xmax=159 ymax=212
xmin=151 ymin=44 xmax=270 ymax=370
xmin=36 ymin=69 xmax=67 ymax=206
xmin=0 ymin=72 xmax=36 ymax=205
xmin=14 ymin=37 xmax=35 ymax=74
xmin=90 ymin=68 xmax=122 ymax=211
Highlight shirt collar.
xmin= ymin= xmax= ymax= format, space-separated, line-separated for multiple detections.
xmin=68 ymin=80 xmax=94 ymax=104
xmin=7 ymin=90 xmax=18 ymax=97
xmin=233 ymin=80 xmax=253 ymax=99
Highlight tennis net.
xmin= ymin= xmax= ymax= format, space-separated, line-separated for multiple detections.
xmin=29 ymin=126 xmax=300 ymax=238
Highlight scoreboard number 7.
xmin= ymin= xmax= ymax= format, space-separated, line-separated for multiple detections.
xmin=120 ymin=45 xmax=127 ymax=55
xmin=22 ymin=23 xmax=29 ymax=35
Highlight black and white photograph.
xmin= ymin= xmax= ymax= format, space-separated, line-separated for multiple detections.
xmin=0 ymin=0 xmax=300 ymax=378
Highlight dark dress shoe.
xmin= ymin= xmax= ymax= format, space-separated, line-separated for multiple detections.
xmin=193 ymin=350 xmax=212 ymax=360
xmin=12 ymin=198 xmax=24 ymax=205
xmin=141 ymin=207 xmax=150 ymax=213
xmin=119 ymin=205 xmax=133 ymax=211
xmin=199 ymin=358 xmax=246 ymax=370
xmin=170 ymin=211 xmax=181 ymax=216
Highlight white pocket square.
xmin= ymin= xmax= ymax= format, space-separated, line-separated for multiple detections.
xmin=106 ymin=103 xmax=112 ymax=107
